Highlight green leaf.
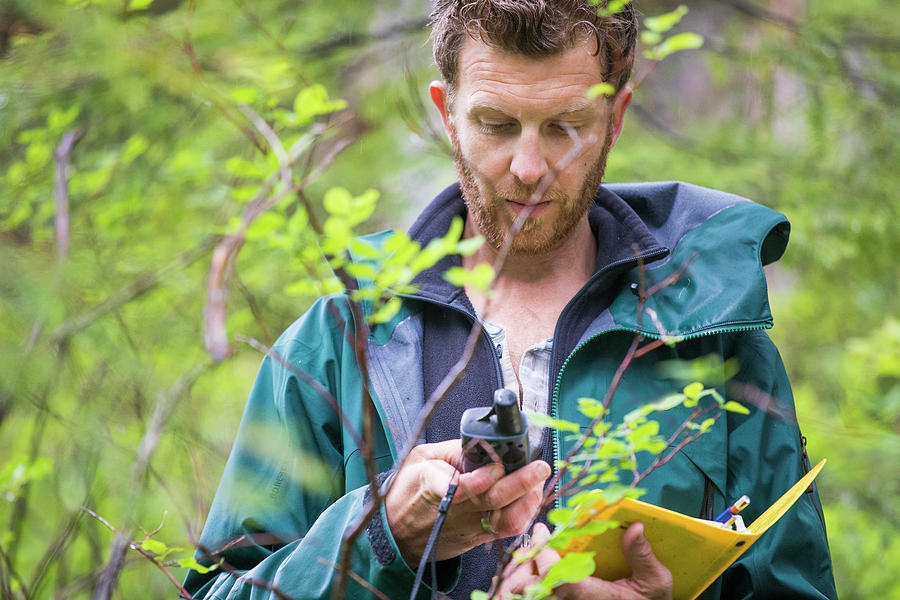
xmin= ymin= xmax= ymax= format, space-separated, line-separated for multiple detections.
xmin=577 ymin=519 xmax=618 ymax=536
xmin=723 ymin=400 xmax=750 ymax=414
xmin=595 ymin=440 xmax=625 ymax=458
xmin=541 ymin=551 xmax=596 ymax=589
xmin=139 ymin=539 xmax=169 ymax=556
xmin=577 ymin=397 xmax=606 ymax=419
xmin=25 ymin=142 xmax=51 ymax=167
xmin=443 ymin=263 xmax=495 ymax=292
xmin=47 ymin=104 xmax=81 ymax=131
xmin=643 ymin=5 xmax=689 ymax=34
xmin=229 ymin=87 xmax=260 ymax=105
xmin=644 ymin=32 xmax=704 ymax=61
xmin=548 ymin=508 xmax=575 ymax=526
xmin=293 ymin=84 xmax=348 ymax=126
xmin=344 ymin=262 xmax=377 ymax=280
xmin=527 ymin=412 xmax=580 ymax=433
xmin=630 ymin=420 xmax=660 ymax=440
xmin=455 ymin=235 xmax=484 ymax=255
xmin=177 ymin=557 xmax=219 ymax=574
xmin=347 ymin=238 xmax=379 ymax=259
xmin=347 ymin=188 xmax=379 ymax=226
xmin=284 ymin=279 xmax=319 ymax=297
xmin=587 ymin=82 xmax=616 ymax=99
xmin=641 ymin=30 xmax=663 ymax=46
xmin=368 ymin=296 xmax=402 ymax=324
xmin=245 ymin=212 xmax=285 ymax=241
xmin=594 ymin=0 xmax=632 ymax=18
xmin=121 ymin=135 xmax=149 ymax=165
xmin=444 ymin=216 xmax=464 ymax=244
xmin=647 ymin=393 xmax=686 ymax=413
xmin=469 ymin=591 xmax=490 ymax=600
xmin=683 ymin=381 xmax=704 ymax=400
xmin=225 ymin=156 xmax=266 ymax=179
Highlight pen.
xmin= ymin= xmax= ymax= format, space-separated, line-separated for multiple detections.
xmin=714 ymin=495 xmax=750 ymax=524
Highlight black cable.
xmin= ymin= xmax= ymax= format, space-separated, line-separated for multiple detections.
xmin=409 ymin=482 xmax=458 ymax=600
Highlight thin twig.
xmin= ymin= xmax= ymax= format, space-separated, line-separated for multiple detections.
xmin=236 ymin=336 xmax=367 ymax=454
xmin=203 ymin=127 xmax=351 ymax=361
xmin=317 ymin=558 xmax=391 ymax=600
xmin=54 ymin=128 xmax=82 ymax=262
xmin=91 ymin=363 xmax=211 ymax=600
xmin=490 ymin=252 xmax=695 ymax=595
xmin=632 ymin=405 xmax=719 ymax=486
xmin=235 ymin=103 xmax=291 ymax=189
xmin=82 ymin=508 xmax=196 ymax=600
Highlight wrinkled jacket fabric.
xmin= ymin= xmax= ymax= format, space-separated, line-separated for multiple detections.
xmin=185 ymin=182 xmax=837 ymax=599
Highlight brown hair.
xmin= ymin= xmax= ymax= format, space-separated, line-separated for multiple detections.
xmin=430 ymin=0 xmax=638 ymax=95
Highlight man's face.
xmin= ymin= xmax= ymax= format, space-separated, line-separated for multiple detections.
xmin=431 ymin=37 xmax=631 ymax=255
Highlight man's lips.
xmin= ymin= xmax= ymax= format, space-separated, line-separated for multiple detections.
xmin=506 ymin=199 xmax=550 ymax=215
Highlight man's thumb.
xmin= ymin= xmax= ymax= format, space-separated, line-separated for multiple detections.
xmin=622 ymin=522 xmax=671 ymax=585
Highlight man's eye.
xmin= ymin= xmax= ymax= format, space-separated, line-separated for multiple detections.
xmin=550 ymin=122 xmax=582 ymax=135
xmin=479 ymin=122 xmax=514 ymax=135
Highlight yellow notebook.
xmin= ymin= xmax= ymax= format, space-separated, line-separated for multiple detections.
xmin=559 ymin=459 xmax=826 ymax=600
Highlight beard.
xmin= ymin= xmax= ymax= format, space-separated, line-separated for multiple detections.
xmin=450 ymin=124 xmax=613 ymax=256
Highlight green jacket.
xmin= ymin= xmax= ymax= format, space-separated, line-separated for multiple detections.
xmin=185 ymin=182 xmax=837 ymax=599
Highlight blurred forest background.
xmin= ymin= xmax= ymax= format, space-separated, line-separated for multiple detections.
xmin=1 ymin=0 xmax=898 ymax=598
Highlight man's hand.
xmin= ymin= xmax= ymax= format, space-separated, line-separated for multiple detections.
xmin=495 ymin=522 xmax=673 ymax=600
xmin=385 ymin=439 xmax=551 ymax=565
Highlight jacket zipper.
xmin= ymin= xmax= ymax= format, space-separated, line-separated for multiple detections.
xmin=549 ymin=321 xmax=771 ymax=509
xmin=545 ymin=247 xmax=667 ymax=506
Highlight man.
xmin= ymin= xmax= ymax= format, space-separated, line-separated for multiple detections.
xmin=186 ymin=2 xmax=837 ymax=599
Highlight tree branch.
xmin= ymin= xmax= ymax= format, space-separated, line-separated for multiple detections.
xmin=54 ymin=128 xmax=82 ymax=262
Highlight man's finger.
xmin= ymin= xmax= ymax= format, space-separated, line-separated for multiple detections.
xmin=488 ymin=488 xmax=544 ymax=537
xmin=622 ymin=522 xmax=673 ymax=592
xmin=408 ymin=439 xmax=463 ymax=465
xmin=455 ymin=462 xmax=506 ymax=501
xmin=530 ymin=523 xmax=561 ymax=577
xmin=480 ymin=461 xmax=551 ymax=509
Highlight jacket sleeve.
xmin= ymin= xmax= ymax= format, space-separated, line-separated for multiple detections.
xmin=182 ymin=297 xmax=429 ymax=599
xmin=711 ymin=329 xmax=837 ymax=599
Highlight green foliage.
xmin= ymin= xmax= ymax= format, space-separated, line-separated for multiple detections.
xmin=1 ymin=0 xmax=896 ymax=598
xmin=0 ymin=0 xmax=432 ymax=596
xmin=521 ymin=376 xmax=740 ymax=599
xmin=523 ymin=552 xmax=596 ymax=599
xmin=0 ymin=457 xmax=53 ymax=502
xmin=605 ymin=2 xmax=900 ymax=594
xmin=640 ymin=6 xmax=704 ymax=61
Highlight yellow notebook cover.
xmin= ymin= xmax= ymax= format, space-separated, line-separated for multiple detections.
xmin=559 ymin=459 xmax=826 ymax=600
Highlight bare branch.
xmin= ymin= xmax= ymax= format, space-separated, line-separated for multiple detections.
xmin=92 ymin=362 xmax=211 ymax=600
xmin=633 ymin=406 xmax=719 ymax=486
xmin=54 ymin=128 xmax=82 ymax=262
xmin=317 ymin=558 xmax=391 ymax=600
xmin=82 ymin=508 xmax=196 ymax=600
xmin=236 ymin=335 xmax=367 ymax=455
xmin=490 ymin=253 xmax=696 ymax=594
xmin=236 ymin=103 xmax=291 ymax=189
xmin=203 ymin=127 xmax=353 ymax=362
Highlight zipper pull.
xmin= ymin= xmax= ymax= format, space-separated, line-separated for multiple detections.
xmin=800 ymin=433 xmax=814 ymax=494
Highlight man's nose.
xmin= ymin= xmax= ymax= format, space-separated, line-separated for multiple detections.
xmin=510 ymin=133 xmax=548 ymax=186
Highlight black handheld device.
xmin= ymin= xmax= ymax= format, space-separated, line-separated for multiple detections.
xmin=460 ymin=388 xmax=530 ymax=473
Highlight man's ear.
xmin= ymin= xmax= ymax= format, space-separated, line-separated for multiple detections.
xmin=609 ymin=85 xmax=633 ymax=148
xmin=429 ymin=81 xmax=452 ymax=135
